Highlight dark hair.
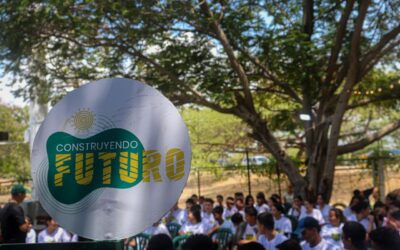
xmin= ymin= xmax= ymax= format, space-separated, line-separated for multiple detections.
xmin=270 ymin=194 xmax=281 ymax=204
xmin=294 ymin=195 xmax=303 ymax=202
xmin=216 ymin=194 xmax=223 ymax=199
xmin=227 ymin=196 xmax=234 ymax=201
xmin=389 ymin=209 xmax=400 ymax=221
xmin=276 ymin=239 xmax=302 ymax=250
xmin=204 ymin=198 xmax=214 ymax=204
xmin=369 ymin=227 xmax=400 ymax=250
xmin=329 ymin=208 xmax=346 ymax=223
xmin=305 ymin=198 xmax=315 ymax=205
xmin=256 ymin=192 xmax=266 ymax=200
xmin=199 ymin=196 xmax=205 ymax=201
xmin=237 ymin=242 xmax=265 ymax=250
xmin=272 ymin=203 xmax=285 ymax=214
xmin=373 ymin=200 xmax=385 ymax=209
xmin=235 ymin=192 xmax=244 ymax=198
xmin=212 ymin=206 xmax=224 ymax=215
xmin=317 ymin=193 xmax=326 ymax=203
xmin=352 ymin=200 xmax=369 ymax=214
xmin=257 ymin=212 xmax=274 ymax=230
xmin=244 ymin=206 xmax=258 ymax=217
xmin=245 ymin=195 xmax=254 ymax=206
xmin=44 ymin=215 xmax=53 ymax=222
xmin=182 ymin=234 xmax=212 ymax=250
xmin=190 ymin=205 xmax=202 ymax=223
xmin=342 ymin=221 xmax=367 ymax=250
xmin=191 ymin=194 xmax=198 ymax=199
xmin=186 ymin=198 xmax=195 ymax=205
xmin=231 ymin=212 xmax=243 ymax=225
xmin=147 ymin=234 xmax=173 ymax=250
xmin=386 ymin=189 xmax=400 ymax=208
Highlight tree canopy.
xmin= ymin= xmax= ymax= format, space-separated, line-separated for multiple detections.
xmin=1 ymin=0 xmax=400 ymax=200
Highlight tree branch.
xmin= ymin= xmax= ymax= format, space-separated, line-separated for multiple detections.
xmin=347 ymin=91 xmax=400 ymax=110
xmin=302 ymin=0 xmax=314 ymax=40
xmin=325 ymin=0 xmax=355 ymax=85
xmin=198 ymin=0 xmax=255 ymax=112
xmin=337 ymin=120 xmax=400 ymax=155
xmin=360 ymin=24 xmax=400 ymax=73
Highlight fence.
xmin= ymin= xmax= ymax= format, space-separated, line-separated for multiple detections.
xmin=180 ymin=156 xmax=400 ymax=205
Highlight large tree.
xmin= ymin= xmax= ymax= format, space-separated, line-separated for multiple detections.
xmin=1 ymin=1 xmax=400 ymax=200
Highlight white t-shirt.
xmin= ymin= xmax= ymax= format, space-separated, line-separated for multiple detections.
xmin=219 ymin=220 xmax=236 ymax=234
xmin=320 ymin=223 xmax=344 ymax=249
xmin=317 ymin=204 xmax=332 ymax=223
xmin=258 ymin=233 xmax=287 ymax=250
xmin=143 ymin=223 xmax=171 ymax=237
xmin=299 ymin=209 xmax=325 ymax=225
xmin=347 ymin=215 xmax=374 ymax=232
xmin=274 ymin=215 xmax=292 ymax=234
xmin=26 ymin=228 xmax=36 ymax=243
xmin=202 ymin=212 xmax=216 ymax=232
xmin=289 ymin=206 xmax=306 ymax=219
xmin=165 ymin=208 xmax=185 ymax=225
xmin=343 ymin=207 xmax=354 ymax=220
xmin=301 ymin=238 xmax=340 ymax=250
xmin=38 ymin=227 xmax=71 ymax=243
xmin=255 ymin=203 xmax=270 ymax=214
xmin=180 ymin=222 xmax=207 ymax=235
xmin=242 ymin=223 xmax=258 ymax=241
xmin=223 ymin=207 xmax=238 ymax=220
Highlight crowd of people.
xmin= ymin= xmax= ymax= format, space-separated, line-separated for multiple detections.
xmin=1 ymin=183 xmax=400 ymax=250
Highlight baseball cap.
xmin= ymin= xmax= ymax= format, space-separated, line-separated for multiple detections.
xmin=293 ymin=217 xmax=320 ymax=237
xmin=11 ymin=184 xmax=27 ymax=195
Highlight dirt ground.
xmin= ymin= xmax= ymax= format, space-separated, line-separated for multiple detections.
xmin=1 ymin=166 xmax=398 ymax=207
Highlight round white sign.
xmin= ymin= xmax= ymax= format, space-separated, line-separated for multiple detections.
xmin=31 ymin=78 xmax=191 ymax=240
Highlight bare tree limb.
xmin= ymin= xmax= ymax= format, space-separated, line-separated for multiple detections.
xmin=347 ymin=92 xmax=400 ymax=110
xmin=198 ymin=0 xmax=255 ymax=112
xmin=337 ymin=120 xmax=400 ymax=155
xmin=325 ymin=0 xmax=355 ymax=85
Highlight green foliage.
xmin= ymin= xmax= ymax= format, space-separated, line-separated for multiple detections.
xmin=0 ymin=103 xmax=30 ymax=179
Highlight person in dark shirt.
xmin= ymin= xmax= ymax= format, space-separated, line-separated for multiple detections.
xmin=0 ymin=184 xmax=29 ymax=243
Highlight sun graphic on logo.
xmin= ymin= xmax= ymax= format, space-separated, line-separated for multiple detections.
xmin=72 ymin=109 xmax=95 ymax=132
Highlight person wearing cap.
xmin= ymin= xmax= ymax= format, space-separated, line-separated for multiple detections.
xmin=297 ymin=217 xmax=339 ymax=250
xmin=341 ymin=221 xmax=367 ymax=250
xmin=0 ymin=184 xmax=29 ymax=243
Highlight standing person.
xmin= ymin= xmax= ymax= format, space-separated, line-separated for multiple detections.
xmin=316 ymin=194 xmax=332 ymax=223
xmin=0 ymin=184 xmax=29 ymax=243
xmin=38 ymin=216 xmax=71 ymax=243
xmin=283 ymin=184 xmax=295 ymax=211
xmin=255 ymin=192 xmax=270 ymax=214
xmin=257 ymin=212 xmax=287 ymax=250
xmin=341 ymin=221 xmax=367 ymax=250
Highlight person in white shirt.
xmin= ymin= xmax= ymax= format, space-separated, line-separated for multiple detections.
xmin=38 ymin=217 xmax=71 ymax=243
xmin=216 ymin=194 xmax=224 ymax=208
xmin=289 ymin=196 xmax=306 ymax=220
xmin=202 ymin=198 xmax=216 ymax=232
xmin=255 ymin=192 xmax=270 ymax=214
xmin=164 ymin=202 xmax=185 ymax=225
xmin=179 ymin=205 xmax=207 ymax=235
xmin=235 ymin=206 xmax=258 ymax=246
xmin=223 ymin=196 xmax=237 ymax=220
xmin=257 ymin=212 xmax=288 ymax=250
xmin=271 ymin=203 xmax=292 ymax=236
xmin=143 ymin=220 xmax=171 ymax=237
xmin=208 ymin=205 xmax=235 ymax=237
xmin=298 ymin=217 xmax=339 ymax=250
xmin=317 ymin=194 xmax=332 ymax=223
xmin=347 ymin=200 xmax=374 ymax=233
xmin=341 ymin=221 xmax=367 ymax=250
xmin=181 ymin=198 xmax=195 ymax=226
xmin=321 ymin=208 xmax=345 ymax=249
xmin=299 ymin=200 xmax=325 ymax=225
xmin=25 ymin=216 xmax=36 ymax=243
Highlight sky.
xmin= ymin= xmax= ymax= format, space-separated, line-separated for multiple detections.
xmin=0 ymin=75 xmax=27 ymax=107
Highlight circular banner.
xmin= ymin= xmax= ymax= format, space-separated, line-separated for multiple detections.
xmin=31 ymin=78 xmax=191 ymax=240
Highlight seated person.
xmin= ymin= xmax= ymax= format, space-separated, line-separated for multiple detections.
xmin=234 ymin=206 xmax=258 ymax=246
xmin=38 ymin=216 xmax=71 ymax=243
xmin=179 ymin=205 xmax=207 ymax=235
xmin=257 ymin=212 xmax=287 ymax=250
